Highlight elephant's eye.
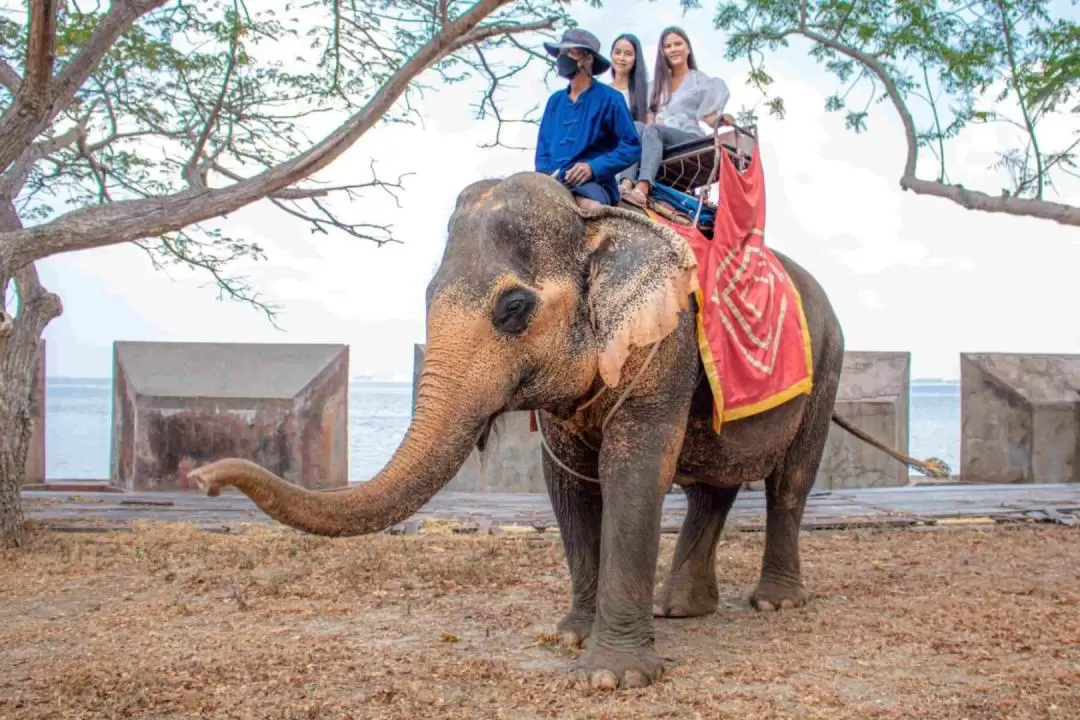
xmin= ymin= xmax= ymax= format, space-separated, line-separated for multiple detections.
xmin=492 ymin=287 xmax=538 ymax=336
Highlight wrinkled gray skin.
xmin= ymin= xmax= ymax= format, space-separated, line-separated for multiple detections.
xmin=190 ymin=171 xmax=846 ymax=692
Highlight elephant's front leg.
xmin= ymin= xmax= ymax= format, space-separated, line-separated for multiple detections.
xmin=540 ymin=416 xmax=602 ymax=648
xmin=579 ymin=396 xmax=691 ymax=690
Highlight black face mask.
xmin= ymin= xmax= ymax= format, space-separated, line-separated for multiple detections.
xmin=556 ymin=54 xmax=582 ymax=79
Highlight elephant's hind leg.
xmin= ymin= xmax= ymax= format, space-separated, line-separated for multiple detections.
xmin=752 ymin=332 xmax=843 ymax=611
xmin=752 ymin=462 xmax=814 ymax=611
xmin=654 ymin=483 xmax=740 ymax=618
xmin=540 ymin=416 xmax=602 ymax=648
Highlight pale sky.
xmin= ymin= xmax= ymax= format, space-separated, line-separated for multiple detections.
xmin=35 ymin=0 xmax=1080 ymax=381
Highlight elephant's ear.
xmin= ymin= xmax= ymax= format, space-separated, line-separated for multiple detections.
xmin=580 ymin=206 xmax=699 ymax=388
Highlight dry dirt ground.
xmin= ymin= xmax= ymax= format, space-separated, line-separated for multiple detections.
xmin=1 ymin=520 xmax=1078 ymax=719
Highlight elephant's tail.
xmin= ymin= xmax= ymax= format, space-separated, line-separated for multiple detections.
xmin=831 ymin=412 xmax=952 ymax=480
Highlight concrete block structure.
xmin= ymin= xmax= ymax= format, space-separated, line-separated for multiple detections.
xmin=23 ymin=340 xmax=45 ymax=485
xmin=413 ymin=344 xmax=545 ymax=493
xmin=960 ymin=353 xmax=1080 ymax=484
xmin=812 ymin=351 xmax=911 ymax=489
xmin=413 ymin=344 xmax=913 ymax=492
xmin=110 ymin=341 xmax=349 ymax=492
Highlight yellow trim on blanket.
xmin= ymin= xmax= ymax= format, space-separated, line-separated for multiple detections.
xmin=692 ymin=287 xmax=725 ymax=433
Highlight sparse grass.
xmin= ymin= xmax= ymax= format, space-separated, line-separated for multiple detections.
xmin=1 ymin=521 xmax=1078 ymax=719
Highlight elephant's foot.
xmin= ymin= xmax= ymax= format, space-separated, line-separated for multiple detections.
xmin=750 ymin=577 xmax=809 ymax=611
xmin=652 ymin=579 xmax=718 ymax=618
xmin=575 ymin=643 xmax=664 ymax=690
xmin=555 ymin=610 xmax=594 ymax=648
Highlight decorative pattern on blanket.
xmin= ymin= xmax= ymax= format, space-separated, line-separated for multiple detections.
xmin=645 ymin=141 xmax=814 ymax=434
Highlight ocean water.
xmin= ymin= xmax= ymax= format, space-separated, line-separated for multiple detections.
xmin=43 ymin=378 xmax=961 ymax=481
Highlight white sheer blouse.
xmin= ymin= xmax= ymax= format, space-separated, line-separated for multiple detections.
xmin=651 ymin=69 xmax=731 ymax=136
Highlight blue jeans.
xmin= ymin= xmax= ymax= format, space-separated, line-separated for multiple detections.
xmin=569 ymin=180 xmax=614 ymax=205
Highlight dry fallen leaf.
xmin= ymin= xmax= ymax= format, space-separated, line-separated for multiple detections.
xmin=1 ymin=522 xmax=1078 ymax=719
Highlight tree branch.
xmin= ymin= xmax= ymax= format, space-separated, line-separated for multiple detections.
xmin=751 ymin=23 xmax=1080 ymax=227
xmin=20 ymin=0 xmax=59 ymax=112
xmin=183 ymin=4 xmax=241 ymax=190
xmin=445 ymin=16 xmax=556 ymax=56
xmin=205 ymin=157 xmax=411 ymax=201
xmin=899 ymin=177 xmax=1080 ymax=225
xmin=472 ymin=45 xmax=535 ymax=150
xmin=792 ymin=26 xmax=920 ymax=179
xmin=0 ymin=61 xmax=19 ymax=94
xmin=268 ymin=196 xmax=398 ymax=245
xmin=0 ymin=107 xmax=94 ymax=198
xmin=0 ymin=1 xmax=561 ymax=274
xmin=0 ymin=0 xmax=169 ymax=175
xmin=0 ymin=201 xmax=62 ymax=353
xmin=995 ymin=0 xmax=1043 ymax=199
xmin=133 ymin=227 xmax=281 ymax=326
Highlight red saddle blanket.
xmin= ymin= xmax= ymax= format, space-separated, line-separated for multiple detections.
xmin=646 ymin=141 xmax=813 ymax=433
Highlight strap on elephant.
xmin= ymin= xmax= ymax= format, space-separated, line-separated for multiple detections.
xmin=532 ymin=340 xmax=662 ymax=484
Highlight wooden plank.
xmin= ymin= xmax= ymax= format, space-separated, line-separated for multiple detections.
xmin=21 ymin=484 xmax=1080 ymax=531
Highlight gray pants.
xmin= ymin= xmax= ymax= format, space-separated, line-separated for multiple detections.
xmin=619 ymin=121 xmax=701 ymax=186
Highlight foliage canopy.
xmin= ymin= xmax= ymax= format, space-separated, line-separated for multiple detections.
xmin=693 ymin=0 xmax=1079 ymax=224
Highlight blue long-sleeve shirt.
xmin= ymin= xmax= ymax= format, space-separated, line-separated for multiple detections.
xmin=534 ymin=80 xmax=642 ymax=204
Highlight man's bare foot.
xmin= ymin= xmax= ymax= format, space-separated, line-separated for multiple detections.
xmin=623 ymin=186 xmax=648 ymax=207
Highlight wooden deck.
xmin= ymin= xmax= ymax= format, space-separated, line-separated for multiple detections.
xmin=21 ymin=483 xmax=1080 ymax=534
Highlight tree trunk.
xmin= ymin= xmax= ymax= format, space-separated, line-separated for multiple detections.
xmin=0 ymin=273 xmax=58 ymax=549
xmin=0 ymin=200 xmax=61 ymax=548
xmin=0 ymin=337 xmax=37 ymax=548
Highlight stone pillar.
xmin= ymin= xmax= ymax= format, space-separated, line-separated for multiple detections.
xmin=111 ymin=341 xmax=350 ymax=491
xmin=811 ymin=351 xmax=911 ymax=489
xmin=960 ymin=353 xmax=1080 ymax=484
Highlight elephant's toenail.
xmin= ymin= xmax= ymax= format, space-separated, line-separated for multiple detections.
xmin=622 ymin=670 xmax=649 ymax=688
xmin=591 ymin=670 xmax=618 ymax=690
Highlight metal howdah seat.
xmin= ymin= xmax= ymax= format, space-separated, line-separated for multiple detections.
xmin=655 ymin=123 xmax=758 ymax=195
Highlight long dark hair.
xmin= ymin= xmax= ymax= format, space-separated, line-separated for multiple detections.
xmin=609 ymin=33 xmax=649 ymax=123
xmin=650 ymin=26 xmax=698 ymax=114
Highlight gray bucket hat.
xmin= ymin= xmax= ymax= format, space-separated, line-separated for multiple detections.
xmin=542 ymin=28 xmax=611 ymax=75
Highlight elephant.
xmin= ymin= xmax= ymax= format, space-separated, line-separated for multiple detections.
xmin=189 ymin=171 xmax=948 ymax=691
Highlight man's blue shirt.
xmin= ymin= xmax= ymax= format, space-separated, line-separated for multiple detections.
xmin=534 ymin=80 xmax=641 ymax=204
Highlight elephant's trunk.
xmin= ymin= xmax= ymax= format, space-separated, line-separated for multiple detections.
xmin=188 ymin=342 xmax=491 ymax=537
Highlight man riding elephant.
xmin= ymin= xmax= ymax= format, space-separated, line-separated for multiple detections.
xmin=534 ymin=28 xmax=642 ymax=211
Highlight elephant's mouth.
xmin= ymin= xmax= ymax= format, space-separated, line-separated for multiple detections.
xmin=476 ymin=409 xmax=505 ymax=453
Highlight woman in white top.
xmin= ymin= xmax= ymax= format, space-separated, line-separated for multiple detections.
xmin=607 ymin=33 xmax=649 ymax=124
xmin=622 ymin=26 xmax=731 ymax=207
xmin=607 ymin=33 xmax=651 ymax=196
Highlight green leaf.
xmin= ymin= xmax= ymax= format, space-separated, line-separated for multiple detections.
xmin=2 ymin=0 xmax=571 ymax=318
xmin=708 ymin=0 xmax=1078 ymax=208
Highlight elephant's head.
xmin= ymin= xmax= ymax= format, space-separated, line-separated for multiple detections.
xmin=189 ymin=172 xmax=698 ymax=536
